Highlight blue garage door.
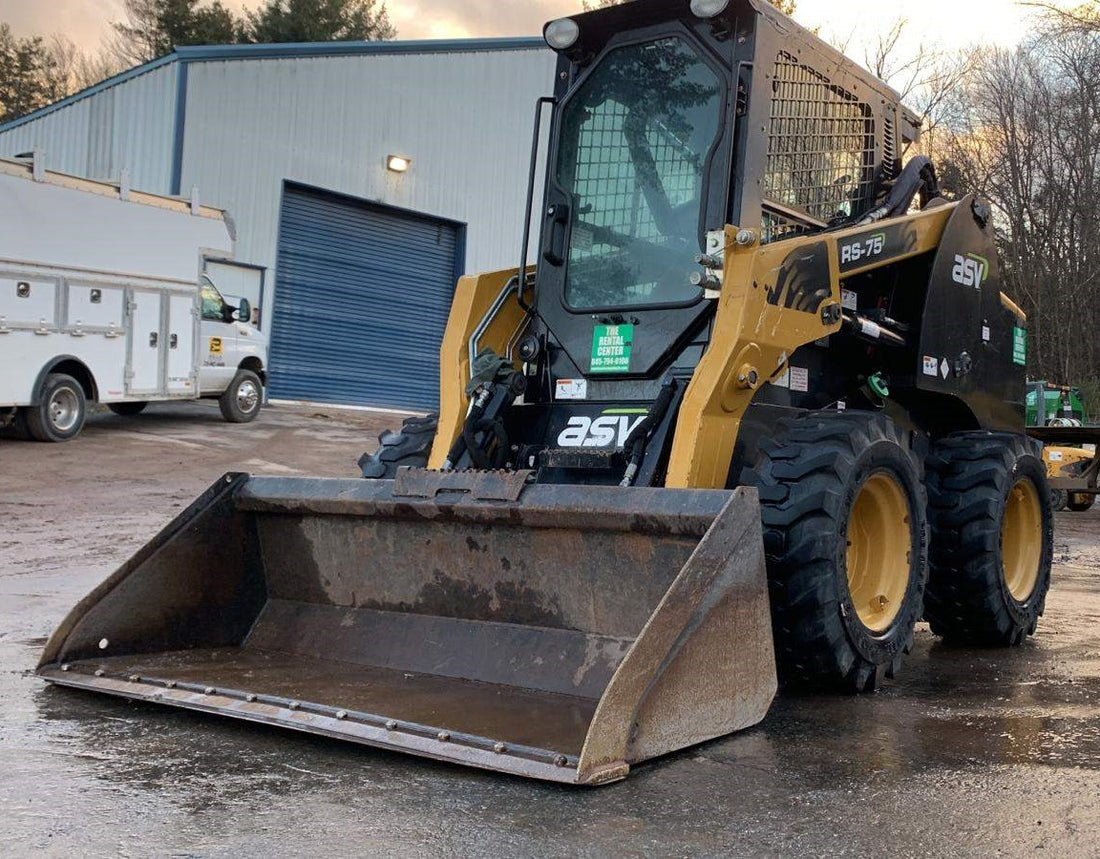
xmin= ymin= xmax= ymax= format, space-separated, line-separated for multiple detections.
xmin=269 ymin=184 xmax=464 ymax=410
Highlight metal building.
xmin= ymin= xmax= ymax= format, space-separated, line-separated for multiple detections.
xmin=0 ymin=39 xmax=556 ymax=410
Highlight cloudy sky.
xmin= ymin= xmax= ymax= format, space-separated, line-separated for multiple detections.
xmin=0 ymin=0 xmax=1068 ymax=55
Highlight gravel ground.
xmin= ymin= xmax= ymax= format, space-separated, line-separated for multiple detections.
xmin=2 ymin=402 xmax=1099 ymax=857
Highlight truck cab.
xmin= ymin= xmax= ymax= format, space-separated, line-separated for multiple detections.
xmin=198 ymin=276 xmax=268 ymax=422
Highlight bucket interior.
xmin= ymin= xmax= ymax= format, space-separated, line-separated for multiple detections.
xmin=42 ymin=478 xmax=727 ymax=767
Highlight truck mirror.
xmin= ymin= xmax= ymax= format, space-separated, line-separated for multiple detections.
xmin=235 ymin=299 xmax=251 ymax=323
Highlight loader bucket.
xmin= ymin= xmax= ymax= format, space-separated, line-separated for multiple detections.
xmin=37 ymin=472 xmax=775 ymax=785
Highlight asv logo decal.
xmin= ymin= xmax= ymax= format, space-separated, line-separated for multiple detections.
xmin=557 ymin=415 xmax=646 ymax=448
xmin=840 ymin=233 xmax=885 ymax=265
xmin=952 ymin=253 xmax=989 ymax=289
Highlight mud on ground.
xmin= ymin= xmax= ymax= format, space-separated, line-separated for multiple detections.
xmin=2 ymin=402 xmax=1099 ymax=857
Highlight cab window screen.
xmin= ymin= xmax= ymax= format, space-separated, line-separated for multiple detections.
xmin=764 ymin=51 xmax=875 ymax=226
xmin=556 ymin=37 xmax=722 ymax=310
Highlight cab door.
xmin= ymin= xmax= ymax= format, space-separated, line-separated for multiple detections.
xmin=199 ymin=277 xmax=237 ymax=394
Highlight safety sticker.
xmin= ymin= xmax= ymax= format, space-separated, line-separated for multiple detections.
xmin=591 ymin=324 xmax=633 ymax=374
xmin=923 ymin=356 xmax=939 ymax=377
xmin=555 ymin=379 xmax=588 ymax=401
xmin=982 ymin=325 xmax=991 ymax=343
xmin=772 ymin=369 xmax=790 ymax=389
xmin=940 ymin=358 xmax=950 ymax=380
xmin=1049 ymin=451 xmax=1064 ymax=462
xmin=1012 ymin=327 xmax=1027 ymax=366
xmin=789 ymin=366 xmax=809 ymax=393
xmin=841 ymin=288 xmax=858 ymax=311
xmin=209 ymin=336 xmax=223 ymax=355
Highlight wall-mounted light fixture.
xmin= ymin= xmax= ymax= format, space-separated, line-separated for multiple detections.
xmin=386 ymin=155 xmax=412 ymax=173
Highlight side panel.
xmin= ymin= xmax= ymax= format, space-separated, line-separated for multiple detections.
xmin=915 ymin=197 xmax=1025 ymax=430
xmin=128 ymin=290 xmax=163 ymax=396
xmin=0 ymin=270 xmax=59 ymax=329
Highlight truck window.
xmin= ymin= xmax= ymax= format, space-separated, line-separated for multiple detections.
xmin=201 ymin=280 xmax=227 ymax=321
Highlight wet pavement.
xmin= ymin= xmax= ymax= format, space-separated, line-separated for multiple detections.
xmin=2 ymin=402 xmax=1099 ymax=857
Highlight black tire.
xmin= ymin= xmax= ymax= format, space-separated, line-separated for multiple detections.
xmin=925 ymin=432 xmax=1053 ymax=646
xmin=1067 ymin=493 xmax=1095 ymax=513
xmin=108 ymin=401 xmax=148 ymax=417
xmin=359 ymin=413 xmax=438 ymax=478
xmin=218 ymin=370 xmax=263 ymax=423
xmin=743 ymin=411 xmax=929 ymax=692
xmin=1050 ymin=488 xmax=1069 ymax=512
xmin=26 ymin=373 xmax=86 ymax=442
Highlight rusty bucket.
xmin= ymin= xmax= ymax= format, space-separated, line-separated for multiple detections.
xmin=38 ymin=472 xmax=775 ymax=785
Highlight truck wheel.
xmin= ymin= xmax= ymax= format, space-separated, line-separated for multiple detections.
xmin=219 ymin=370 xmax=263 ymax=423
xmin=1067 ymin=493 xmax=1095 ymax=513
xmin=27 ymin=373 xmax=87 ymax=443
xmin=359 ymin=413 xmax=438 ymax=478
xmin=108 ymin=402 xmax=148 ymax=417
xmin=1050 ymin=488 xmax=1069 ymax=512
xmin=925 ymin=433 xmax=1053 ymax=646
xmin=744 ymin=412 xmax=928 ymax=692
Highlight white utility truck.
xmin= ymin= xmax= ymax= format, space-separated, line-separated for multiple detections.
xmin=0 ymin=154 xmax=268 ymax=442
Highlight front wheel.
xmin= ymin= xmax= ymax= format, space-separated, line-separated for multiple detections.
xmin=743 ymin=411 xmax=928 ymax=692
xmin=219 ymin=370 xmax=263 ymax=423
xmin=27 ymin=373 xmax=86 ymax=442
xmin=925 ymin=433 xmax=1053 ymax=646
xmin=359 ymin=413 xmax=438 ymax=478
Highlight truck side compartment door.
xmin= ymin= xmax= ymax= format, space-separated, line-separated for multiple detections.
xmin=166 ymin=292 xmax=198 ymax=396
xmin=128 ymin=290 xmax=163 ymax=396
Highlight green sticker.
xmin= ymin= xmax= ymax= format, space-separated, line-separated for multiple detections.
xmin=590 ymin=324 xmax=634 ymax=374
xmin=1012 ymin=326 xmax=1027 ymax=366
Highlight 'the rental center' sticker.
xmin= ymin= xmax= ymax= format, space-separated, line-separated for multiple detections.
xmin=1013 ymin=327 xmax=1028 ymax=366
xmin=590 ymin=324 xmax=634 ymax=374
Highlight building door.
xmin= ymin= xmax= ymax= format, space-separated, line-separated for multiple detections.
xmin=269 ymin=183 xmax=465 ymax=410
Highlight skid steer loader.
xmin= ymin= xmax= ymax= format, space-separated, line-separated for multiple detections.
xmin=39 ymin=0 xmax=1054 ymax=786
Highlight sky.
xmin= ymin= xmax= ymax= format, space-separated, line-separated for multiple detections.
xmin=0 ymin=0 xmax=1073 ymax=57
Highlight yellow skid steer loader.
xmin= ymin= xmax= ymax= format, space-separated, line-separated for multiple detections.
xmin=39 ymin=0 xmax=1054 ymax=786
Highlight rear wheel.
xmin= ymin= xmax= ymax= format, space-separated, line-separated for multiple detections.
xmin=108 ymin=402 xmax=148 ymax=417
xmin=1050 ymin=488 xmax=1069 ymax=512
xmin=744 ymin=412 xmax=928 ymax=692
xmin=27 ymin=373 xmax=86 ymax=442
xmin=219 ymin=370 xmax=263 ymax=423
xmin=1068 ymin=493 xmax=1096 ymax=512
xmin=360 ymin=413 xmax=438 ymax=478
xmin=925 ymin=433 xmax=1053 ymax=645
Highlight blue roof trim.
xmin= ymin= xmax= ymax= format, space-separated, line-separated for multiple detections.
xmin=0 ymin=37 xmax=546 ymax=136
xmin=0 ymin=54 xmax=178 ymax=134
xmin=174 ymin=36 xmax=545 ymax=62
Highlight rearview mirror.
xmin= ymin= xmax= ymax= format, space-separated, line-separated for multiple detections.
xmin=235 ymin=299 xmax=252 ymax=323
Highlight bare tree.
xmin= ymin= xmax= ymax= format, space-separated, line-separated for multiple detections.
xmin=939 ymin=18 xmax=1100 ymax=387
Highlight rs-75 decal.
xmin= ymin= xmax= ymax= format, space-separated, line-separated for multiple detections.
xmin=836 ymin=222 xmax=919 ymax=274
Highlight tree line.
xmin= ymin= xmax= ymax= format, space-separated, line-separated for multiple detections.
xmin=0 ymin=0 xmax=394 ymax=123
xmin=931 ymin=3 xmax=1100 ymax=414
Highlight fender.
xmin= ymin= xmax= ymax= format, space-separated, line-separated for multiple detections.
xmin=31 ymin=355 xmax=98 ymax=406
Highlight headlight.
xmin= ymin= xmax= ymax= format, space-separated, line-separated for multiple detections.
xmin=690 ymin=0 xmax=731 ymax=18
xmin=544 ymin=18 xmax=580 ymax=51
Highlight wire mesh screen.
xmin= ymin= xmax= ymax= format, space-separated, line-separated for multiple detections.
xmin=571 ymin=102 xmax=701 ymax=249
xmin=763 ymin=52 xmax=875 ymax=225
xmin=761 ymin=206 xmax=816 ymax=244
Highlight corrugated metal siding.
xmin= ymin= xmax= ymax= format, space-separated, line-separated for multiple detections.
xmin=180 ymin=48 xmax=557 ymax=333
xmin=0 ymin=63 xmax=178 ymax=193
xmin=269 ymin=185 xmax=460 ymax=409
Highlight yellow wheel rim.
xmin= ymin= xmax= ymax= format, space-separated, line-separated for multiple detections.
xmin=846 ymin=472 xmax=913 ymax=633
xmin=1002 ymin=478 xmax=1042 ymax=602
